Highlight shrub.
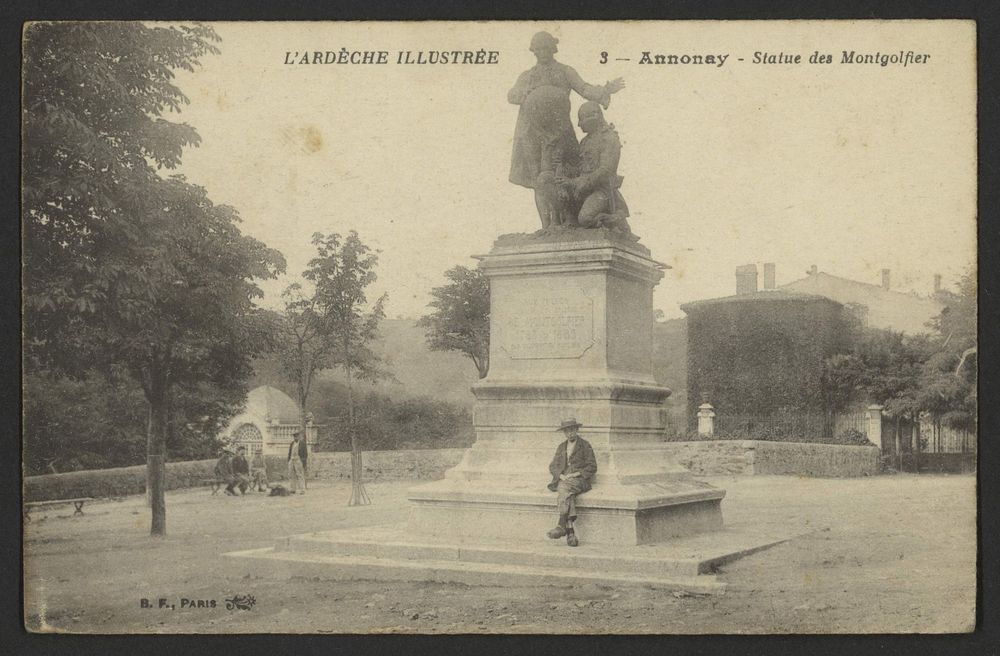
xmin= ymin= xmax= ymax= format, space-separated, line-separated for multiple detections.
xmin=837 ymin=427 xmax=876 ymax=447
xmin=24 ymin=459 xmax=218 ymax=502
xmin=315 ymin=393 xmax=474 ymax=452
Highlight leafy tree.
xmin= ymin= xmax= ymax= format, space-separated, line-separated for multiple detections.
xmin=23 ymin=370 xmax=242 ymax=475
xmin=418 ymin=265 xmax=490 ymax=379
xmin=306 ymin=231 xmax=389 ymax=506
xmin=917 ymin=268 xmax=977 ymax=432
xmin=22 ymin=23 xmax=284 ymax=535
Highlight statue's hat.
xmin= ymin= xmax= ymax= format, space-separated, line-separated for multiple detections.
xmin=530 ymin=31 xmax=558 ymax=53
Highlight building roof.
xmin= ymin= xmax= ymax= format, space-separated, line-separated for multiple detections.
xmin=680 ymin=290 xmax=840 ymax=313
xmin=245 ymin=385 xmax=302 ymax=424
xmin=780 ymin=271 xmax=945 ymax=334
xmin=782 ymin=271 xmax=935 ymax=300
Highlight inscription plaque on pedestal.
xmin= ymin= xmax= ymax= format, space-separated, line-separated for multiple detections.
xmin=500 ymin=293 xmax=595 ymax=360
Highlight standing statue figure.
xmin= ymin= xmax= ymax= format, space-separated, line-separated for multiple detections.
xmin=542 ymin=101 xmax=631 ymax=234
xmin=507 ymin=31 xmax=625 ymax=228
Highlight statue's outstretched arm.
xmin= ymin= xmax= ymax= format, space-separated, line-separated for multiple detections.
xmin=565 ymin=65 xmax=620 ymax=109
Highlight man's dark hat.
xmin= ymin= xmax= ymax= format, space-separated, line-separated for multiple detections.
xmin=293 ymin=429 xmax=303 ymax=437
xmin=557 ymin=418 xmax=582 ymax=432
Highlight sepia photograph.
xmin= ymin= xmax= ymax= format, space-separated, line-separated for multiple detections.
xmin=21 ymin=20 xmax=977 ymax=634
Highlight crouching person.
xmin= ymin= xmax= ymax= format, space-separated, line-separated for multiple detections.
xmin=230 ymin=446 xmax=251 ymax=495
xmin=215 ymin=447 xmax=237 ymax=496
xmin=249 ymin=451 xmax=269 ymax=492
xmin=547 ymin=418 xmax=597 ymax=547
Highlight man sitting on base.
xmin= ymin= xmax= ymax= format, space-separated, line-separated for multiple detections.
xmin=547 ymin=418 xmax=598 ymax=547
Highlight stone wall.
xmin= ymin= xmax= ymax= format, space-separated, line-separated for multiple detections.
xmin=266 ymin=448 xmax=467 ymax=482
xmin=661 ymin=441 xmax=880 ymax=477
xmin=24 ymin=443 xmax=879 ymax=503
xmin=24 ymin=450 xmax=467 ymax=502
xmin=659 ymin=441 xmax=755 ymax=476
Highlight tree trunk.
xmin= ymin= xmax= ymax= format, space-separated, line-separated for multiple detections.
xmin=145 ymin=404 xmax=153 ymax=507
xmin=895 ymin=415 xmax=903 ymax=472
xmin=298 ymin=385 xmax=309 ymax=490
xmin=346 ymin=364 xmax=370 ymax=506
xmin=912 ymin=414 xmax=921 ymax=474
xmin=146 ymin=376 xmax=169 ymax=536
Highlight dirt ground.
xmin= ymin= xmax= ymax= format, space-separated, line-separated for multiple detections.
xmin=23 ymin=473 xmax=976 ymax=634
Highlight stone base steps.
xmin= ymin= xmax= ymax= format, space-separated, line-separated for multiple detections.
xmin=224 ymin=525 xmax=796 ymax=594
xmin=225 ymin=547 xmax=727 ymax=593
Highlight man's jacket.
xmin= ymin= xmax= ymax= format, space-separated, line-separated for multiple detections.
xmin=288 ymin=439 xmax=309 ymax=462
xmin=231 ymin=455 xmax=249 ymax=476
xmin=547 ymin=437 xmax=597 ymax=492
xmin=214 ymin=455 xmax=233 ymax=479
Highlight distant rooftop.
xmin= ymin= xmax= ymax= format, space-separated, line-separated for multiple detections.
xmin=680 ymin=290 xmax=839 ymax=312
xmin=782 ymin=271 xmax=942 ymax=301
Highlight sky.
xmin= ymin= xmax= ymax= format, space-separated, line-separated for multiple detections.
xmin=170 ymin=21 xmax=976 ymax=319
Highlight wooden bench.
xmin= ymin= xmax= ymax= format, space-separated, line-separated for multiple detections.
xmin=24 ymin=497 xmax=93 ymax=522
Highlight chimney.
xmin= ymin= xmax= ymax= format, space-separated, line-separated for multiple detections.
xmin=809 ymin=264 xmax=818 ymax=276
xmin=881 ymin=269 xmax=891 ymax=291
xmin=762 ymin=263 xmax=776 ymax=290
xmin=934 ymin=273 xmax=942 ymax=293
xmin=735 ymin=264 xmax=758 ymax=295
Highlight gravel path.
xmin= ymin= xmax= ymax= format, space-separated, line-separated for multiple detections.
xmin=23 ymin=473 xmax=976 ymax=634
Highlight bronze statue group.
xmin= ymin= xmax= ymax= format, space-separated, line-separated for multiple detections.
xmin=509 ymin=31 xmax=632 ymax=236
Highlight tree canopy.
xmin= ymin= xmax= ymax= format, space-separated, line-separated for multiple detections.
xmin=418 ymin=265 xmax=490 ymax=379
xmin=821 ymin=267 xmax=976 ymax=432
xmin=22 ymin=22 xmax=284 ymax=535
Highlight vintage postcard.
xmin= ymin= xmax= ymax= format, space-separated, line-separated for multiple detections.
xmin=22 ymin=20 xmax=976 ymax=634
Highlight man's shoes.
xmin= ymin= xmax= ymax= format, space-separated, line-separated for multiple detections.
xmin=566 ymin=533 xmax=579 ymax=547
xmin=547 ymin=526 xmax=568 ymax=539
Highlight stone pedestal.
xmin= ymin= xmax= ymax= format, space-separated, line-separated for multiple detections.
xmin=408 ymin=229 xmax=726 ymax=546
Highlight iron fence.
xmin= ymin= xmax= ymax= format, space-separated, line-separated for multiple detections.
xmin=712 ymin=410 xmax=871 ymax=445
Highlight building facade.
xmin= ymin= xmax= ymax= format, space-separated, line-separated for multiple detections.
xmin=221 ymin=385 xmax=318 ymax=457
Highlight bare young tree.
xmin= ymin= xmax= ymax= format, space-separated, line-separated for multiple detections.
xmin=305 ymin=231 xmax=389 ymax=506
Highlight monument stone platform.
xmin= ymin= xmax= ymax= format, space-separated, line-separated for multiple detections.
xmin=229 ymin=230 xmax=785 ymax=591
xmin=226 ymin=524 xmax=795 ymax=593
xmin=407 ymin=229 xmax=726 ymax=546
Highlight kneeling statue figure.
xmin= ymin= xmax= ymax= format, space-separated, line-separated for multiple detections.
xmin=536 ymin=101 xmax=632 ymax=234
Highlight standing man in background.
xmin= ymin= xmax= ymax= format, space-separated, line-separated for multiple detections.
xmin=287 ymin=430 xmax=308 ymax=494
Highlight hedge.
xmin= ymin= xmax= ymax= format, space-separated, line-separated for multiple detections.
xmin=24 ymin=459 xmax=217 ymax=502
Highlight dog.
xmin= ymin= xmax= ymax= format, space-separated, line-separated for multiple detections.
xmin=268 ymin=485 xmax=291 ymax=497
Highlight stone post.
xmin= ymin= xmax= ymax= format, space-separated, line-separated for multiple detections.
xmin=867 ymin=404 xmax=884 ymax=450
xmin=305 ymin=413 xmax=315 ymax=448
xmin=697 ymin=403 xmax=716 ymax=437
